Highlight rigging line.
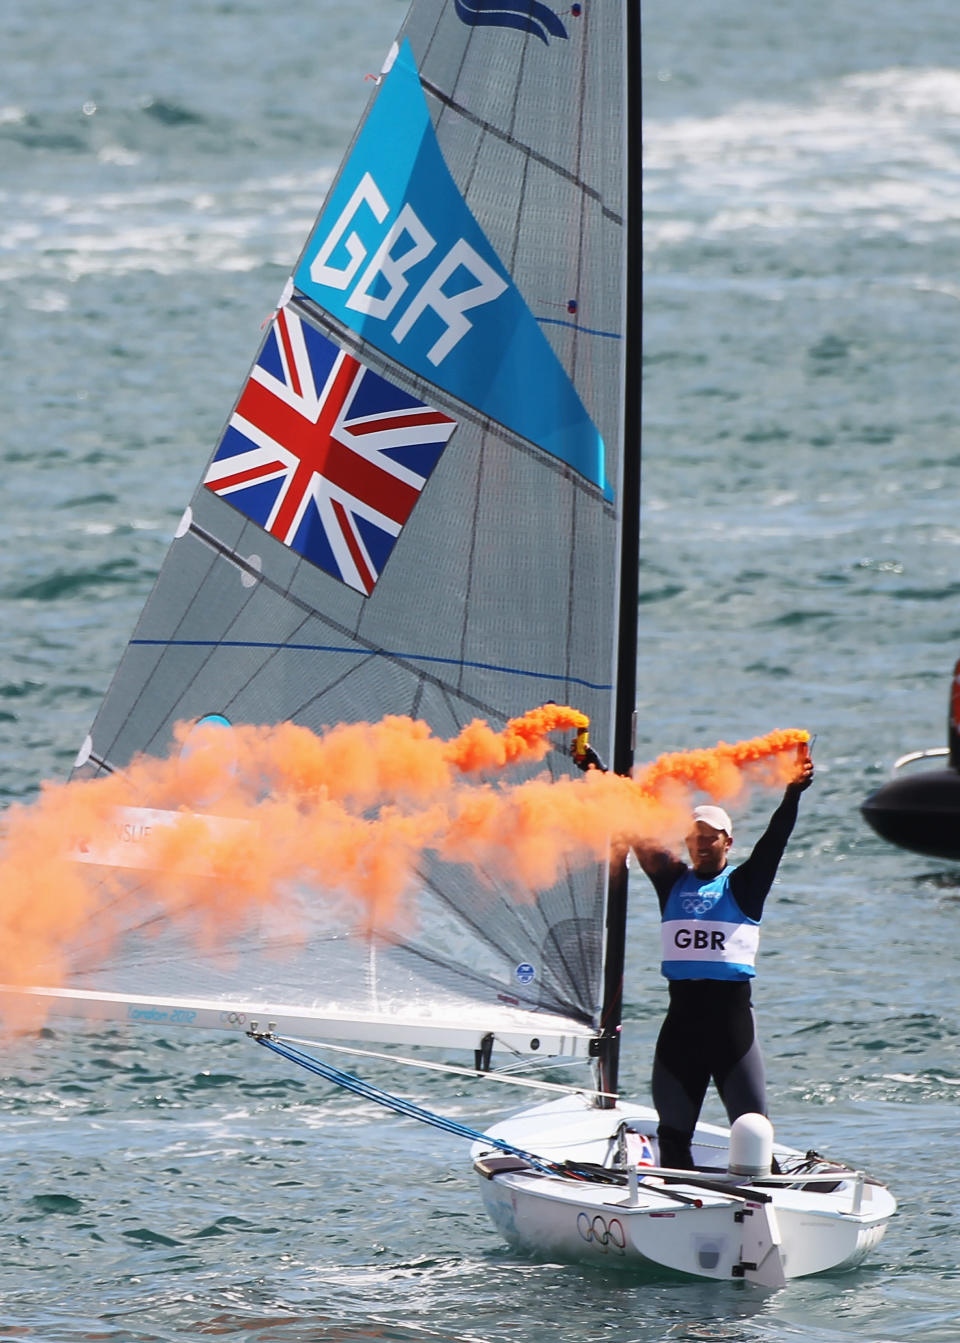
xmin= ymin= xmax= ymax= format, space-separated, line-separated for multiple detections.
xmin=275 ymin=1034 xmax=613 ymax=1100
xmin=252 ymin=1033 xmax=597 ymax=1179
xmin=419 ymin=78 xmax=623 ymax=226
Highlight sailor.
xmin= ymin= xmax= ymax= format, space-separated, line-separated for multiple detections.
xmin=633 ymin=756 xmax=814 ymax=1170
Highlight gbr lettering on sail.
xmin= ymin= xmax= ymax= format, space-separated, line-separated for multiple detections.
xmin=308 ymin=170 xmax=506 ymax=368
xmin=293 ymin=39 xmax=608 ymax=496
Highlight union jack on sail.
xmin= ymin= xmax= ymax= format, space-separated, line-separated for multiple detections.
xmin=204 ymin=306 xmax=456 ymax=594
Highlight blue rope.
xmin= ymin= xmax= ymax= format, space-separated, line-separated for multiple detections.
xmin=252 ymin=1032 xmax=575 ymax=1177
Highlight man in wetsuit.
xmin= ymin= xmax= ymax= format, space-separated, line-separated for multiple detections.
xmin=634 ymin=756 xmax=814 ymax=1170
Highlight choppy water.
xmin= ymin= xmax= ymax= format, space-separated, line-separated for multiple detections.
xmin=3 ymin=1 xmax=960 ymax=1338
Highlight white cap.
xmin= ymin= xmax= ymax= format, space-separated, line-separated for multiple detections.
xmin=691 ymin=804 xmax=733 ymax=837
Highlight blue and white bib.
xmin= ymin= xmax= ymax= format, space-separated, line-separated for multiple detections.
xmin=660 ymin=867 xmax=759 ymax=981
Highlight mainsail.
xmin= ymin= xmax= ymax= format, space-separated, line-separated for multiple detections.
xmin=41 ymin=2 xmax=630 ymax=1066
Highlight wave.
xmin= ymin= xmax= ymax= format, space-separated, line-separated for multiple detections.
xmin=9 ymin=561 xmax=146 ymax=603
xmin=0 ymin=163 xmax=335 ymax=284
xmin=644 ymin=66 xmax=960 ymax=250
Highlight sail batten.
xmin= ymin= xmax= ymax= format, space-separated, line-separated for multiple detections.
xmin=417 ymin=73 xmax=623 ymax=227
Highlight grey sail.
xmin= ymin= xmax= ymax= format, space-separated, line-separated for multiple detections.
xmin=57 ymin=1 xmax=627 ymax=1060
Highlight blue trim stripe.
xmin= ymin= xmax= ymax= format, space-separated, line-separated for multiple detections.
xmin=129 ymin=638 xmax=613 ymax=693
xmin=537 ymin=317 xmax=621 ymax=340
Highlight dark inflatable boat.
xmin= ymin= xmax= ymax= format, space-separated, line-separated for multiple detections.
xmin=861 ymin=657 xmax=960 ymax=861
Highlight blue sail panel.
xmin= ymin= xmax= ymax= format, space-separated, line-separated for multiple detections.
xmin=294 ymin=40 xmax=609 ymax=498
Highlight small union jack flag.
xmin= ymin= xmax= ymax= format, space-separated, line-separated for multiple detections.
xmin=204 ymin=306 xmax=457 ymax=594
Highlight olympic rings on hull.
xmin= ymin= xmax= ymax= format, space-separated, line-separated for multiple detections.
xmin=576 ymin=1211 xmax=626 ymax=1254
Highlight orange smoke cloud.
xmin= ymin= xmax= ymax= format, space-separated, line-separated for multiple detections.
xmin=436 ymin=727 xmax=810 ymax=890
xmin=632 ymin=729 xmax=810 ymax=812
xmin=0 ymin=709 xmax=808 ymax=995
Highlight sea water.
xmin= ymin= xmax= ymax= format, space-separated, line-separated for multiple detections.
xmin=2 ymin=1 xmax=960 ymax=1338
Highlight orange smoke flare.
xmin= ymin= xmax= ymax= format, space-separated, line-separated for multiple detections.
xmin=444 ymin=704 xmax=589 ymax=774
xmin=634 ymin=728 xmax=810 ymax=805
xmin=0 ymin=709 xmax=809 ymax=1004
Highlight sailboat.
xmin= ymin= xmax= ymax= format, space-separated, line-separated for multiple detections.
xmin=861 ymin=654 xmax=960 ymax=860
xmin=10 ymin=0 xmax=895 ymax=1282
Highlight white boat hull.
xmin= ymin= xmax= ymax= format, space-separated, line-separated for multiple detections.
xmin=473 ymin=1095 xmax=895 ymax=1284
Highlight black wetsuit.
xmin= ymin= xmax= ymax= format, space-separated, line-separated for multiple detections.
xmin=640 ymin=785 xmax=804 ymax=1170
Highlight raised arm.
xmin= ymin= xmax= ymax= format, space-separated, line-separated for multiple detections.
xmin=730 ymin=757 xmax=814 ymax=920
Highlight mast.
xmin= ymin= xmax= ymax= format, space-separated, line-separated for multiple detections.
xmin=596 ymin=0 xmax=643 ymax=1106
